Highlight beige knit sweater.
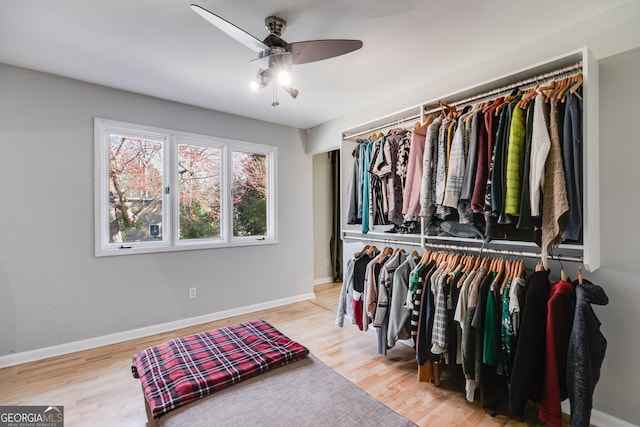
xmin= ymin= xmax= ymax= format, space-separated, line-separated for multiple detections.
xmin=541 ymin=99 xmax=569 ymax=267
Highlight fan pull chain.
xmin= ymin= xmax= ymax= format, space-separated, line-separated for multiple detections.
xmin=272 ymin=83 xmax=279 ymax=107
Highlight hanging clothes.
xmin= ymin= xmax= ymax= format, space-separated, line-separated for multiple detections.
xmin=385 ymin=130 xmax=409 ymax=226
xmin=567 ymin=280 xmax=608 ymax=427
xmin=345 ymin=145 xmax=361 ymax=225
xmin=528 ymin=93 xmax=552 ymax=219
xmin=509 ymin=269 xmax=550 ymax=417
xmin=387 ymin=254 xmax=419 ymax=348
xmin=420 ymin=118 xmax=442 ymax=220
xmin=360 ymin=139 xmax=374 ymax=234
xmin=462 ymin=265 xmax=489 ymax=402
xmin=504 ymin=106 xmax=526 ymax=216
xmin=443 ymin=113 xmax=471 ymax=208
xmin=540 ymin=99 xmax=569 ymax=268
xmin=539 ymin=279 xmax=575 ymax=427
xmin=562 ymin=92 xmax=583 ymax=241
xmin=516 ymin=103 xmax=535 ymax=231
xmin=403 ymin=131 xmax=426 ymax=221
xmin=459 ymin=111 xmax=481 ymax=217
xmin=374 ymin=251 xmax=407 ymax=355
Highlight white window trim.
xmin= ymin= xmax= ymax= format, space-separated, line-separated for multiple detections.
xmin=94 ymin=118 xmax=278 ymax=257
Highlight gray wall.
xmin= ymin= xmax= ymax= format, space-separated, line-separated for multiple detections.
xmin=0 ymin=63 xmax=313 ymax=356
xmin=585 ymin=47 xmax=640 ymax=425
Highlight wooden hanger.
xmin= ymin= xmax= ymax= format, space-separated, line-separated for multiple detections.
xmin=473 ymin=255 xmax=483 ymax=271
xmin=499 ymin=260 xmax=513 ymax=295
xmin=414 ymin=117 xmax=434 ymax=136
xmin=493 ymin=259 xmax=505 ymax=291
xmin=354 ymin=245 xmax=370 ymax=258
xmin=517 ymin=85 xmax=539 ymax=109
xmin=378 ymin=246 xmax=393 ymax=264
xmin=577 ymin=265 xmax=584 ymax=285
xmin=420 ymin=250 xmax=432 ymax=265
xmin=439 ymin=100 xmax=455 ymax=113
xmin=560 ymin=266 xmax=568 ymax=281
xmin=494 ymin=93 xmax=519 ymax=116
xmin=516 ymin=260 xmax=525 ymax=279
xmin=537 ymin=80 xmax=556 ymax=102
xmin=569 ymin=74 xmax=583 ymax=100
xmin=366 ymin=245 xmax=379 ymax=256
xmin=410 ymin=249 xmax=420 ymax=258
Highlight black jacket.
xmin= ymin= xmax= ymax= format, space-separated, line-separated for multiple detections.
xmin=567 ymin=279 xmax=608 ymax=427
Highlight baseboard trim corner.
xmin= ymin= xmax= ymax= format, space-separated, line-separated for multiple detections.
xmin=561 ymin=400 xmax=635 ymax=427
xmin=0 ymin=292 xmax=315 ymax=369
xmin=313 ymin=277 xmax=334 ymax=286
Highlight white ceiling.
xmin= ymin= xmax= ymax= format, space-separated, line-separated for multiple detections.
xmin=0 ymin=0 xmax=634 ymax=129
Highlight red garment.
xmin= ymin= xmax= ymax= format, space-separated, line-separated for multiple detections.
xmin=353 ymin=298 xmax=364 ymax=331
xmin=539 ymin=279 xmax=575 ymax=426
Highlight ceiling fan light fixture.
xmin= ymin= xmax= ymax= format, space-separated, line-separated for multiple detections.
xmin=277 ymin=70 xmax=291 ymax=86
xmin=250 ymin=80 xmax=265 ymax=91
xmin=282 ymin=85 xmax=299 ymax=99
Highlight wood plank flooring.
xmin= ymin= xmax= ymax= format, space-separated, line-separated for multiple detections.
xmin=0 ymin=282 xmax=550 ymax=426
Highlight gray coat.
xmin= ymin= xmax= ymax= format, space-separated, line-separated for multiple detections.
xmin=567 ymin=280 xmax=608 ymax=427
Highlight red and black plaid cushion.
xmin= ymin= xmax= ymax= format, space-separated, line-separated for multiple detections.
xmin=132 ymin=319 xmax=309 ymax=418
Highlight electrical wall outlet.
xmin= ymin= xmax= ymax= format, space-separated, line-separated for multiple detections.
xmin=188 ymin=287 xmax=197 ymax=299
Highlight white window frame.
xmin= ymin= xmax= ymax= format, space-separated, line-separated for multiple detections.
xmin=94 ymin=118 xmax=277 ymax=257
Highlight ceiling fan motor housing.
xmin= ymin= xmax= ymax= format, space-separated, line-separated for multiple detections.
xmin=265 ymin=16 xmax=286 ymax=37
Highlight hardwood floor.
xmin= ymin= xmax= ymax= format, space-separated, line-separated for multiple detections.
xmin=0 ymin=282 xmax=549 ymax=426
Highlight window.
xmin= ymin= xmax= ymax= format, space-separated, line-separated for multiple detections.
xmin=94 ymin=118 xmax=277 ymax=256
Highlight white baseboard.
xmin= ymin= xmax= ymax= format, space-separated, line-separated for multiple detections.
xmin=561 ymin=400 xmax=636 ymax=427
xmin=313 ymin=277 xmax=334 ymax=286
xmin=0 ymin=292 xmax=315 ymax=369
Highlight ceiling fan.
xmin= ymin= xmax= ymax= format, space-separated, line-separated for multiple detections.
xmin=190 ymin=4 xmax=363 ymax=106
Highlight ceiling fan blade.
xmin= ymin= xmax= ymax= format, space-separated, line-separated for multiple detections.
xmin=288 ymin=39 xmax=363 ymax=65
xmin=190 ymin=4 xmax=268 ymax=53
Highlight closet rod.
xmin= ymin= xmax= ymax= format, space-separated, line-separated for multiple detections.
xmin=421 ymin=241 xmax=583 ymax=263
xmin=423 ymin=61 xmax=583 ymax=116
xmin=343 ymin=234 xmax=423 ymax=247
xmin=343 ymin=234 xmax=583 ymax=262
xmin=342 ymin=113 xmax=422 ymax=141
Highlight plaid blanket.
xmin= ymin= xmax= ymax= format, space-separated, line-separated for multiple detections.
xmin=131 ymin=319 xmax=309 ymax=418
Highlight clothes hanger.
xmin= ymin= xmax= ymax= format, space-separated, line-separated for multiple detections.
xmin=410 ymin=249 xmax=420 ymax=258
xmin=499 ymin=260 xmax=513 ymax=295
xmin=354 ymin=245 xmax=370 ymax=258
xmin=557 ymin=78 xmax=572 ymax=102
xmin=517 ymin=85 xmax=539 ymax=109
xmin=366 ymin=245 xmax=379 ymax=256
xmin=420 ymin=250 xmax=432 ymax=265
xmin=378 ymin=246 xmax=393 ymax=263
xmin=494 ymin=93 xmax=520 ymax=116
xmin=577 ymin=264 xmax=584 ymax=285
xmin=492 ymin=258 xmax=505 ymax=291
xmin=517 ymin=260 xmax=525 ymax=279
xmin=569 ymin=74 xmax=583 ymax=100
xmin=473 ymin=255 xmax=483 ymax=270
xmin=537 ymin=80 xmax=555 ymax=100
